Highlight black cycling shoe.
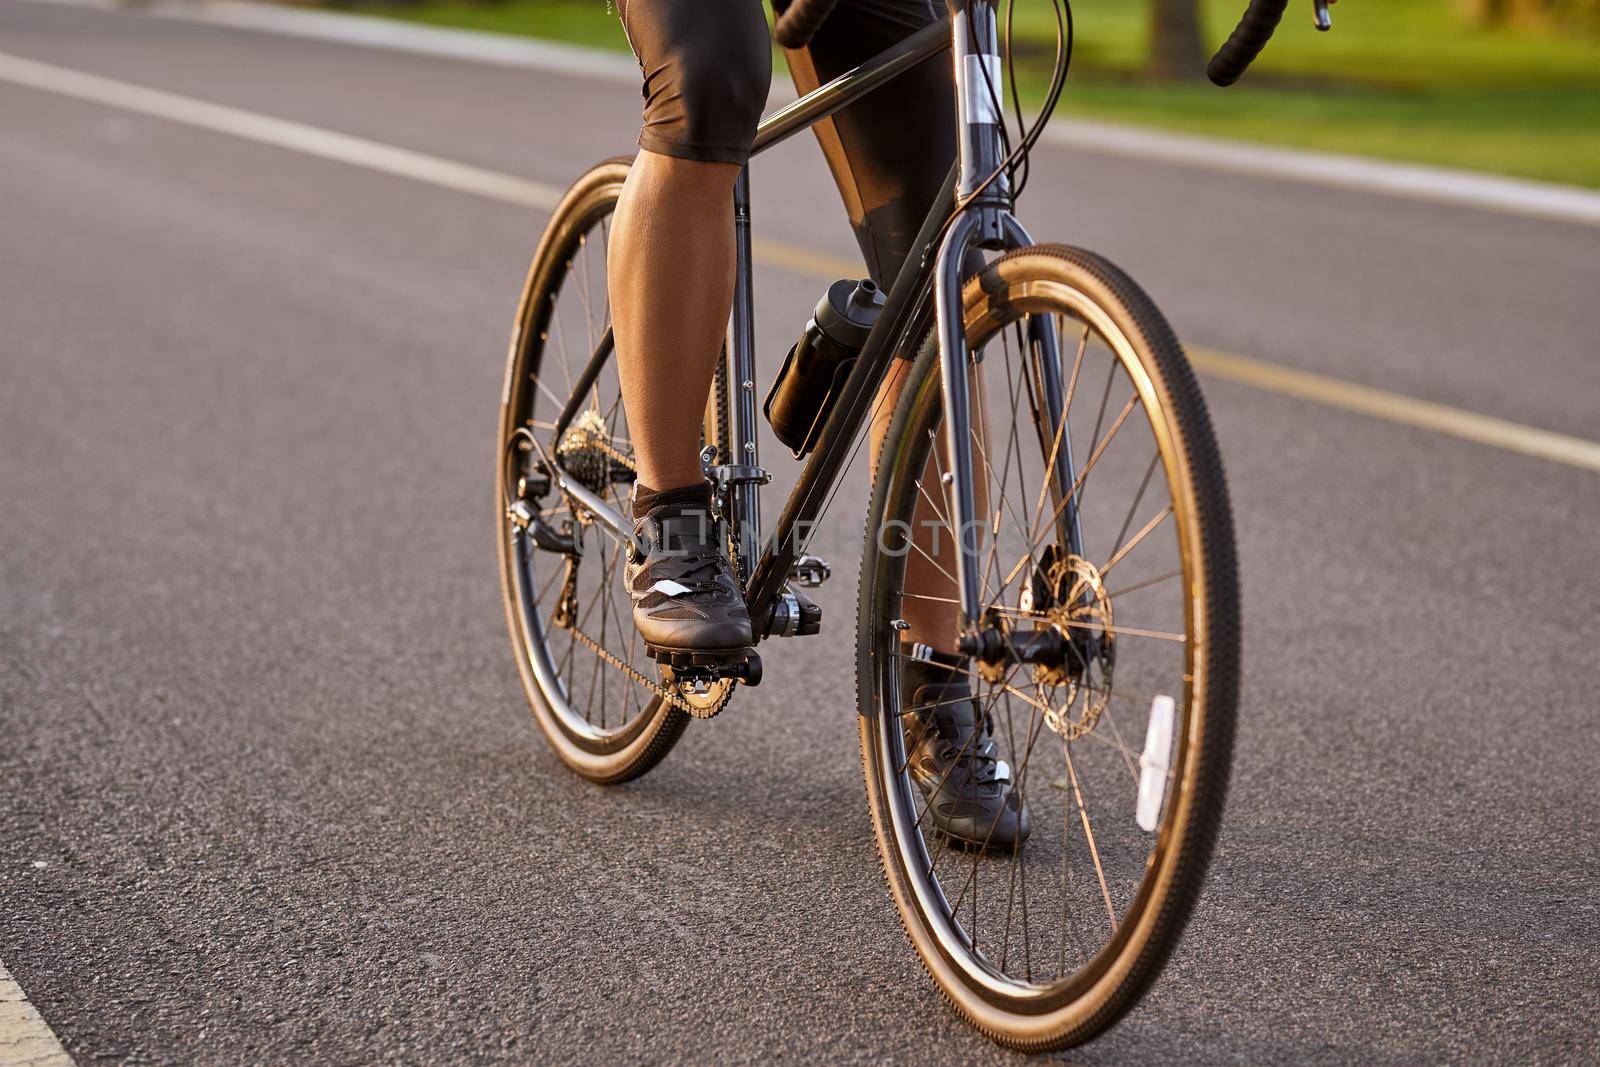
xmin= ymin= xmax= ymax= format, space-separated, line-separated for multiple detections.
xmin=625 ymin=499 xmax=753 ymax=658
xmin=902 ymin=649 xmax=1031 ymax=851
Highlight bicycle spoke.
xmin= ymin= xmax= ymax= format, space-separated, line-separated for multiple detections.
xmin=528 ymin=368 xmax=570 ymax=415
xmin=961 ymin=337 xmax=1040 ymax=606
xmin=1105 ymin=568 xmax=1183 ymax=600
xmin=599 ymin=214 xmax=612 ymax=330
xmin=996 ymin=684 xmax=1143 ymax=770
xmin=946 ymin=691 xmax=1046 ymax=915
xmin=1056 ymin=756 xmax=1090 ymax=981
xmin=1094 ymin=697 xmax=1142 ymax=786
xmin=573 ymin=237 xmax=598 ymax=365
xmin=997 ymin=393 xmax=1139 ymax=596
xmin=1026 ymin=319 xmax=1090 ymax=542
xmin=905 ymin=531 xmax=962 ymax=590
xmin=1100 ymin=504 xmax=1173 ymax=580
xmin=1108 ymin=451 xmax=1161 ymax=562
xmin=1064 ymin=742 xmax=1118 ymax=930
xmin=547 ymin=292 xmax=577 ymax=397
xmin=998 ymin=687 xmax=1029 ymax=975
xmin=917 ymin=661 xmax=1023 ymax=861
xmin=855 ymin=241 xmax=1240 ymax=1035
xmin=1077 ymin=357 xmax=1118 ymax=521
xmin=596 ymin=537 xmax=619 ymax=727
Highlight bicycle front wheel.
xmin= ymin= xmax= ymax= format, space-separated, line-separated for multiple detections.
xmin=858 ymin=244 xmax=1240 ymax=1050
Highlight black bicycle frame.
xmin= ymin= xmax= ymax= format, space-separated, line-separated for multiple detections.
xmin=553 ymin=1 xmax=1082 ymax=640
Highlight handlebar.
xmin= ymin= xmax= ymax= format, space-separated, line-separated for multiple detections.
xmin=1207 ymin=0 xmax=1289 ymax=86
xmin=773 ymin=0 xmax=840 ymax=48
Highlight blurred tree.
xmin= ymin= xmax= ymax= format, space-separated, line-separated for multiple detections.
xmin=1472 ymin=0 xmax=1546 ymax=24
xmin=1470 ymin=0 xmax=1600 ymax=27
xmin=1149 ymin=0 xmax=1205 ymax=78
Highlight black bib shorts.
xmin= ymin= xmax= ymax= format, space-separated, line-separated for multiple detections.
xmin=615 ymin=0 xmax=955 ymax=289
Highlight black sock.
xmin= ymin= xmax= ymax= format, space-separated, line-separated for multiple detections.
xmin=901 ymin=642 xmax=969 ymax=705
xmin=632 ymin=480 xmax=713 ymax=520
xmin=901 ymin=641 xmax=966 ymax=668
xmin=901 ymin=641 xmax=967 ymax=684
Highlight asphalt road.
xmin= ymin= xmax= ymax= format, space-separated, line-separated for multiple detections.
xmin=2 ymin=2 xmax=1598 ymax=1062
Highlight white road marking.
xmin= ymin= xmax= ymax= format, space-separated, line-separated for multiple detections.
xmin=14 ymin=0 xmax=1600 ymax=227
xmin=0 ymin=961 xmax=73 ymax=1067
xmin=12 ymin=0 xmax=647 ymax=81
xmin=0 ymin=50 xmax=562 ymax=211
xmin=1 ymin=49 xmax=1597 ymax=476
xmin=180 ymin=0 xmax=643 ymax=82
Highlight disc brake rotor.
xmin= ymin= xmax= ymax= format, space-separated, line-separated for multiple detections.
xmin=1027 ymin=553 xmax=1116 ymax=740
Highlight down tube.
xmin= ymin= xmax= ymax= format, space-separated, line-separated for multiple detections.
xmin=744 ymin=164 xmax=961 ymax=623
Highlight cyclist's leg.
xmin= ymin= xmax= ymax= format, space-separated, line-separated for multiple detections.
xmin=782 ymin=0 xmax=966 ymax=652
xmin=787 ymin=3 xmax=1026 ymax=845
xmin=609 ymin=0 xmax=771 ymax=654
xmin=609 ymin=152 xmax=741 ymax=492
xmin=780 ymin=0 xmax=955 ymax=288
xmin=609 ymin=0 xmax=772 ymax=497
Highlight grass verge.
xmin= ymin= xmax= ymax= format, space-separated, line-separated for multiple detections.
xmin=340 ymin=0 xmax=1600 ymax=187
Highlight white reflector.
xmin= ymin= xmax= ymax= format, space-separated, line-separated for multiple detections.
xmin=1136 ymin=695 xmax=1177 ymax=833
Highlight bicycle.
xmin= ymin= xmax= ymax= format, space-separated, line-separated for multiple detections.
xmin=497 ymin=0 xmax=1322 ymax=1049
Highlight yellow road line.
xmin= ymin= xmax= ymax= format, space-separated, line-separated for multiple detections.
xmin=750 ymin=237 xmax=860 ymax=283
xmin=1189 ymin=346 xmax=1600 ymax=474
xmin=2 ymin=49 xmax=1596 ymax=476
xmin=0 ymin=961 xmax=74 ymax=1067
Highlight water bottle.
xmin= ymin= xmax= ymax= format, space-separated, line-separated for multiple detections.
xmin=763 ymin=278 xmax=885 ymax=458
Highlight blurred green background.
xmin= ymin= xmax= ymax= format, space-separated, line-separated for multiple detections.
xmin=331 ymin=0 xmax=1600 ymax=186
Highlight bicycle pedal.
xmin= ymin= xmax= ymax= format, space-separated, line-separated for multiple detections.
xmin=654 ymin=648 xmax=762 ymax=687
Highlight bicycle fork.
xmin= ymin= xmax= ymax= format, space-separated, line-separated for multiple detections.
xmin=935 ymin=0 xmax=1085 ymax=639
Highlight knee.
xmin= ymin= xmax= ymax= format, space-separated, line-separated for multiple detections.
xmin=674 ymin=37 xmax=771 ymax=149
xmin=640 ymin=9 xmax=772 ymax=165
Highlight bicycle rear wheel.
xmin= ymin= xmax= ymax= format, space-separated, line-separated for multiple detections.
xmin=499 ymin=157 xmax=725 ymax=784
xmin=858 ymin=244 xmax=1239 ymax=1049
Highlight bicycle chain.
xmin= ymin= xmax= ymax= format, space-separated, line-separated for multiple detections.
xmin=549 ymin=417 xmax=734 ymax=720
xmin=557 ymin=417 xmax=635 ymax=473
xmin=564 ymin=621 xmax=732 ymax=719
xmin=588 ymin=432 xmax=635 ymax=471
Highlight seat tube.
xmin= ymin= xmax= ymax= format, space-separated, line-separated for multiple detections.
xmin=728 ymin=167 xmax=762 ymax=579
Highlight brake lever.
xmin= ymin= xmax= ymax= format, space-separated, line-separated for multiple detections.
xmin=1313 ymin=0 xmax=1332 ymax=31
